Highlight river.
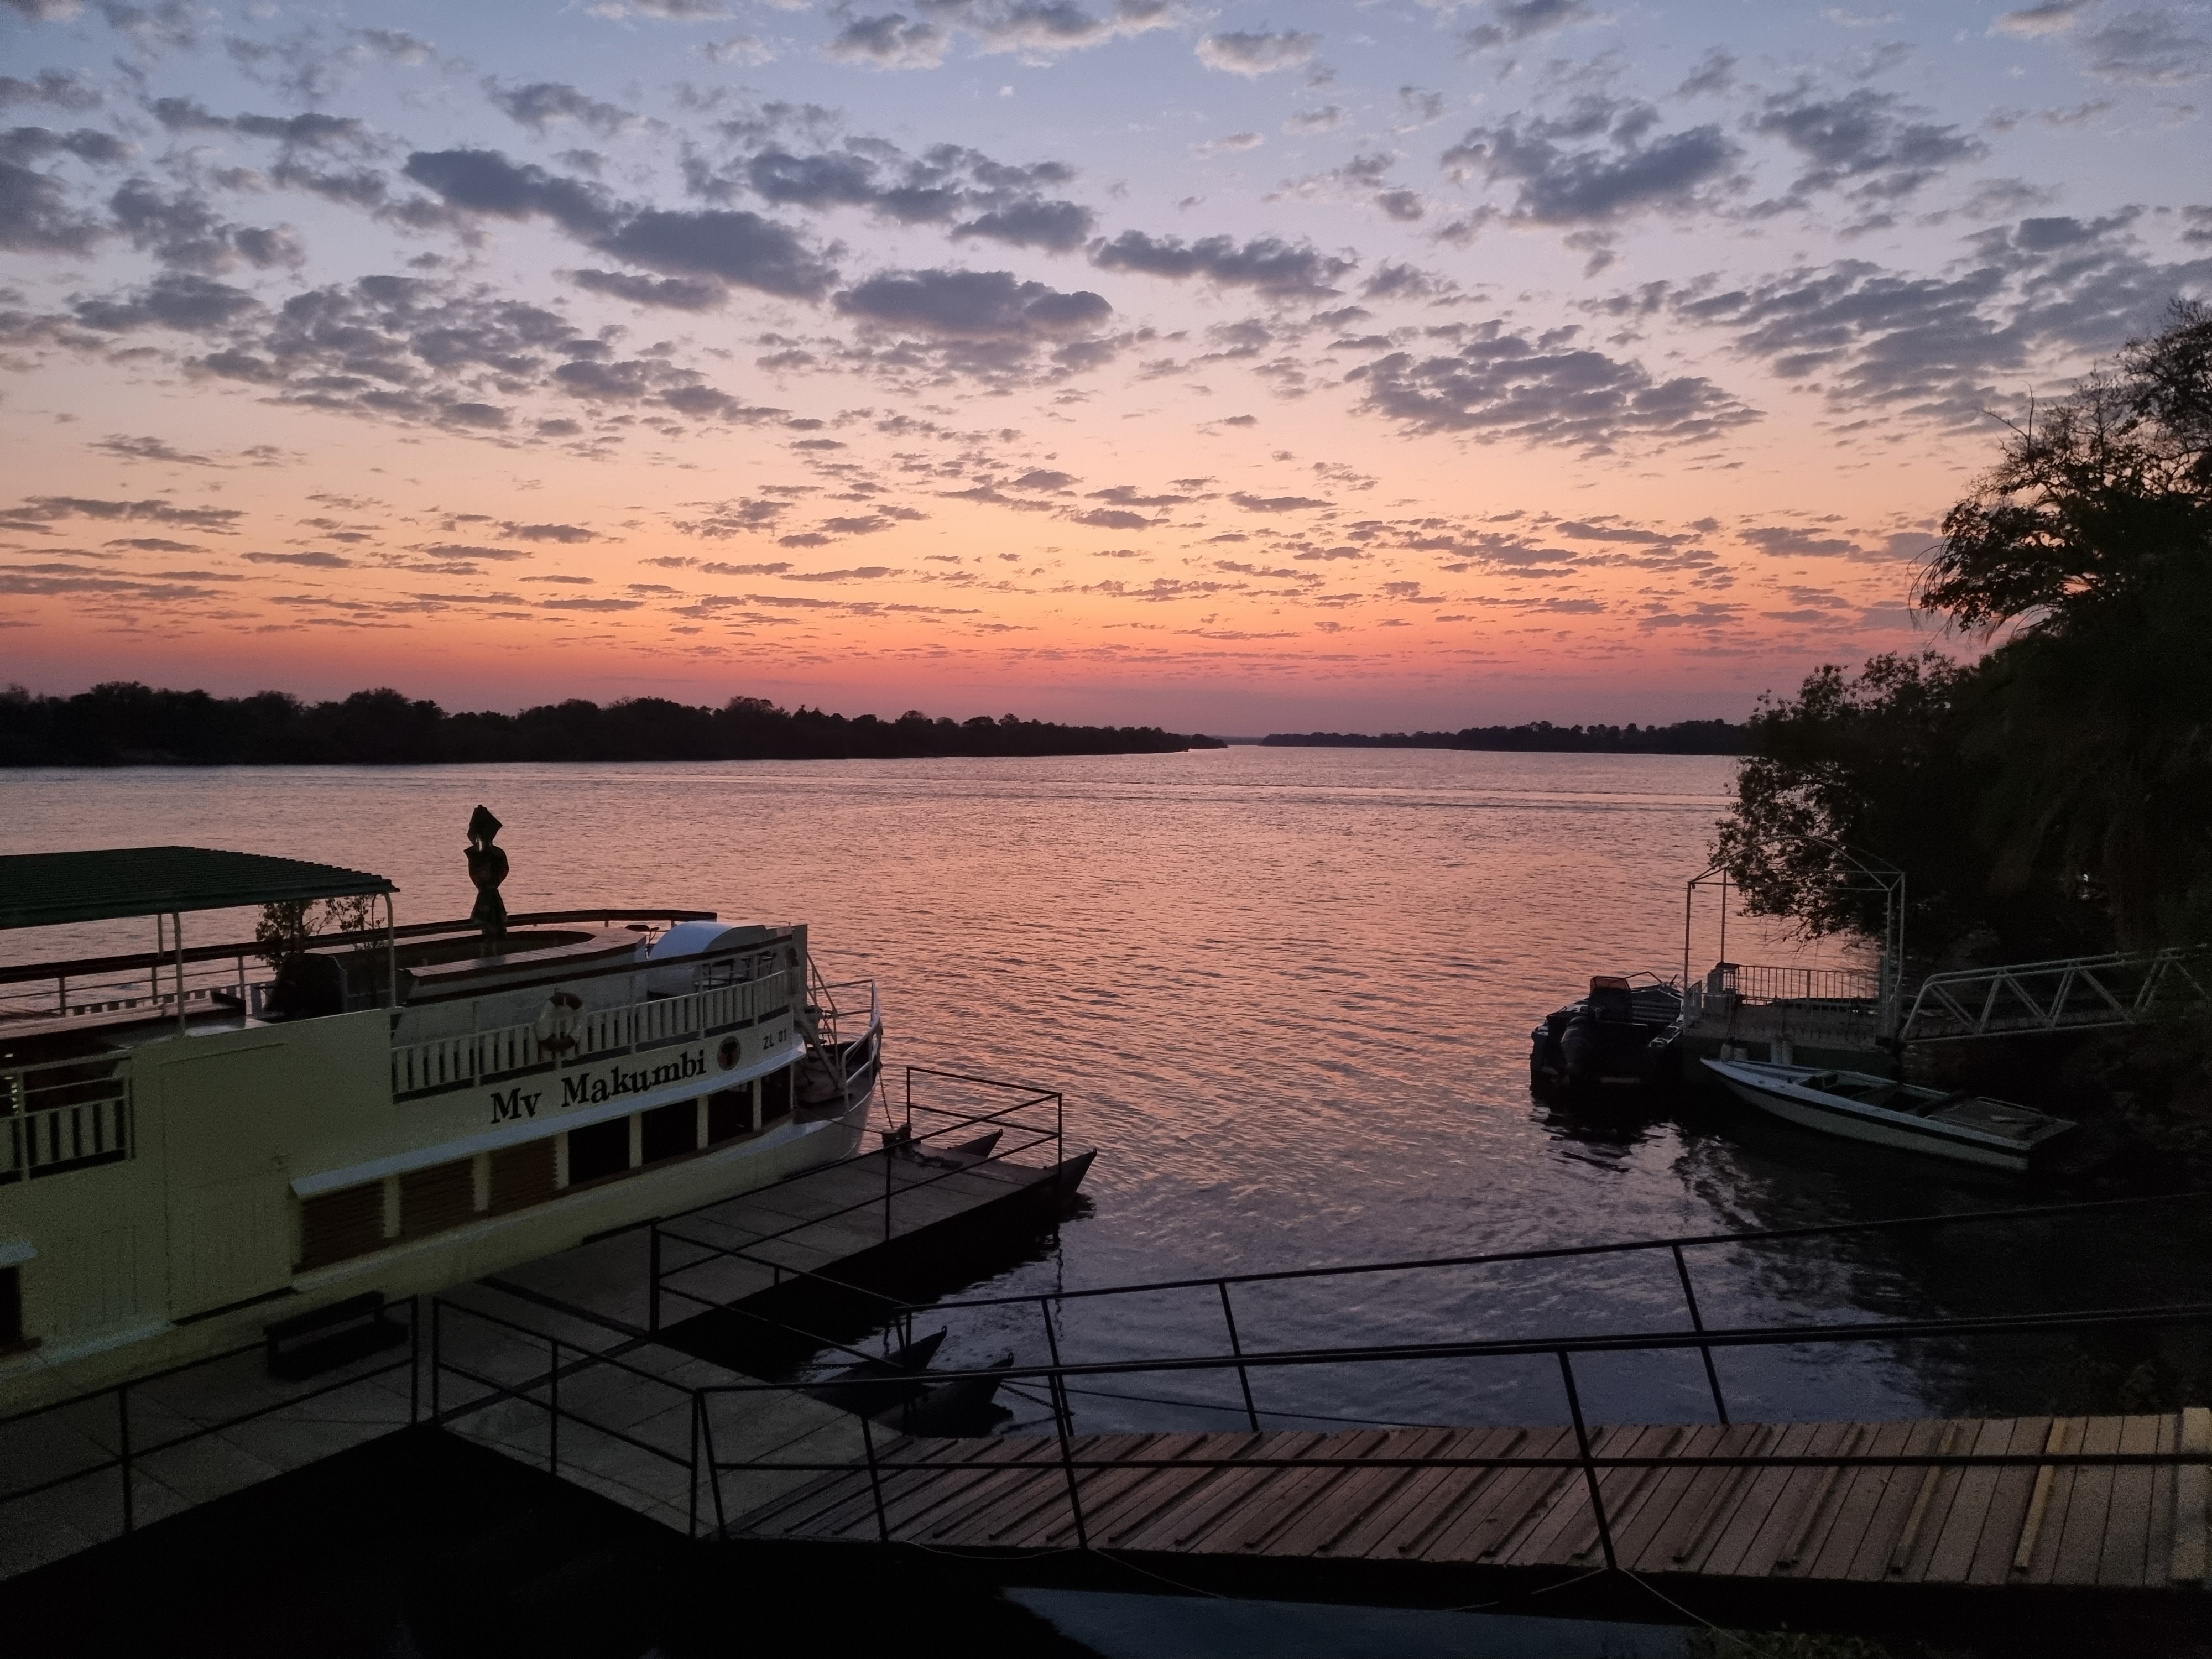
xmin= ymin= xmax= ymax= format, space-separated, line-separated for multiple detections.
xmin=4 ymin=747 xmax=2194 ymax=1438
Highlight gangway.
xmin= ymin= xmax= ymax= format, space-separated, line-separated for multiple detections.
xmin=1901 ymin=948 xmax=2209 ymax=1044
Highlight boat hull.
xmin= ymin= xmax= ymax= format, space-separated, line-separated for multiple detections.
xmin=1704 ymin=1060 xmax=2041 ymax=1172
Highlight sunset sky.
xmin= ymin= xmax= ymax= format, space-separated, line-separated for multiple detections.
xmin=3 ymin=0 xmax=2207 ymax=732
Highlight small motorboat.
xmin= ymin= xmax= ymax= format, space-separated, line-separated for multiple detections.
xmin=1531 ymin=974 xmax=1683 ymax=1092
xmin=1703 ymin=1058 xmax=2077 ymax=1172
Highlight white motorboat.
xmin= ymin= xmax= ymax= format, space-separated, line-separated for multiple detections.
xmin=0 ymin=836 xmax=883 ymax=1413
xmin=1702 ymin=1057 xmax=2076 ymax=1172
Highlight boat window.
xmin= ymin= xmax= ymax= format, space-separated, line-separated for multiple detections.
xmin=640 ymin=1100 xmax=698 ymax=1164
xmin=707 ymin=1083 xmax=753 ymax=1144
xmin=567 ymin=1117 xmax=631 ymax=1185
xmin=760 ymin=1066 xmax=793 ymax=1125
xmin=0 ymin=1266 xmax=22 ymax=1351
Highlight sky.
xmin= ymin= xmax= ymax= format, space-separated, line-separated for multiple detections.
xmin=1 ymin=0 xmax=2208 ymax=734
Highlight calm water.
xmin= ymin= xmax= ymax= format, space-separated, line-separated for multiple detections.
xmin=6 ymin=748 xmax=2194 ymax=1433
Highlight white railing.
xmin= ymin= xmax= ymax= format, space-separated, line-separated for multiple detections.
xmin=390 ymin=966 xmax=794 ymax=1098
xmin=1 ymin=1057 xmax=133 ymax=1182
xmin=1902 ymin=947 xmax=2210 ymax=1042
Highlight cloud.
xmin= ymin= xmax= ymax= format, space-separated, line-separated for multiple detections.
xmin=148 ymin=100 xmax=368 ymax=149
xmin=1752 ymin=86 xmax=1983 ymax=202
xmin=835 ymin=267 xmax=1111 ymax=335
xmin=486 ymin=81 xmax=634 ymax=137
xmin=0 ymin=156 xmax=103 ymax=251
xmin=74 ymin=272 xmax=260 ymax=330
xmin=828 ymin=13 xmax=951 ymax=69
xmin=403 ymin=149 xmax=617 ymax=236
xmin=1229 ymin=491 xmax=1332 ymax=512
xmin=953 ymin=195 xmax=1093 ymax=251
xmin=597 ymin=207 xmax=839 ymax=299
xmin=1442 ymin=100 xmax=1739 ymax=225
xmin=1461 ymin=0 xmax=1592 ymax=51
xmin=571 ymin=268 xmax=728 ymax=310
xmin=1348 ymin=324 xmax=1758 ymax=452
xmin=501 ymin=521 xmax=605 ymax=542
xmin=1194 ymin=131 xmax=1264 ymax=158
xmin=1284 ymin=106 xmax=1344 ymax=135
xmin=1196 ymin=29 xmax=1320 ymax=76
xmin=91 ymin=434 xmax=217 ymax=465
xmin=8 ymin=495 xmax=246 ymax=531
xmin=702 ymin=34 xmax=774 ymax=65
xmin=0 ymin=126 xmax=129 ymax=165
xmin=1994 ymin=1 xmax=2095 ymax=36
xmin=1091 ymin=231 xmax=1354 ymax=298
xmin=242 ymin=549 xmax=353 ymax=567
xmin=2079 ymin=7 xmax=2212 ymax=81
xmin=1070 ymin=507 xmax=1152 ymax=529
xmin=726 ymin=140 xmax=1095 ymax=252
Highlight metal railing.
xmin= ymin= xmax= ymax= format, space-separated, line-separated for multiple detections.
xmin=689 ymin=1194 xmax=2212 ymax=1568
xmin=0 ymin=909 xmax=717 ymax=1027
xmin=390 ymin=963 xmax=793 ymax=1099
xmin=644 ymin=1065 xmax=1067 ymax=1334
xmin=406 ymin=1190 xmax=2212 ymax=1574
xmin=0 ymin=1298 xmax=421 ymax=1547
xmin=1903 ymin=947 xmax=2211 ymax=1043
xmin=1694 ymin=962 xmax=1884 ymax=1006
xmin=0 ymin=1053 xmax=132 ymax=1183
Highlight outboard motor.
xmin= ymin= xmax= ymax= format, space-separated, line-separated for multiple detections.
xmin=1559 ymin=1006 xmax=1598 ymax=1087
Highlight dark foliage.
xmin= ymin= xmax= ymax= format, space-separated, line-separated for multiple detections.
xmin=1262 ymin=719 xmax=1743 ymax=754
xmin=0 ymin=684 xmax=1223 ymax=765
xmin=1717 ymin=299 xmax=2212 ymax=961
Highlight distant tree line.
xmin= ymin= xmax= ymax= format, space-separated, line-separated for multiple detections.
xmin=1262 ymin=720 xmax=1744 ymax=754
xmin=0 ymin=683 xmax=1225 ymax=765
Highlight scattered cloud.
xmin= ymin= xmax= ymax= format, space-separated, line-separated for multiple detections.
xmin=1196 ymin=30 xmax=1320 ymax=77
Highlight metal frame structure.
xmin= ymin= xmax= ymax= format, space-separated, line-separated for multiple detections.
xmin=1903 ymin=947 xmax=2211 ymax=1044
xmin=1684 ymin=843 xmax=1906 ymax=1038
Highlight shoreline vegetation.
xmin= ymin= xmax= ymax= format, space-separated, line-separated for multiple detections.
xmin=0 ymin=682 xmax=1225 ymax=765
xmin=1713 ymin=301 xmax=2211 ymax=1182
xmin=1262 ymin=719 xmax=1741 ymax=754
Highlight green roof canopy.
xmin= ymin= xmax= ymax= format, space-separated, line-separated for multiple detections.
xmin=0 ymin=847 xmax=396 ymax=930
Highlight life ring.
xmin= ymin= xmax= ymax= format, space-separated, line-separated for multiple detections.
xmin=718 ymin=1035 xmax=741 ymax=1070
xmin=535 ymin=990 xmax=583 ymax=1055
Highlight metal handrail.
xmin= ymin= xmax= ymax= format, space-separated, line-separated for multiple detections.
xmin=0 ymin=1296 xmax=421 ymax=1538
xmin=690 ymin=1295 xmax=2212 ymax=1571
xmin=646 ymin=1065 xmax=1068 ymax=1332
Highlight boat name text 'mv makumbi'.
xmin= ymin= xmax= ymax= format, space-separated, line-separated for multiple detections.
xmin=0 ymin=815 xmax=883 ymax=1415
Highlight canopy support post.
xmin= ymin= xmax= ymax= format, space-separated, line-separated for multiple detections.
xmin=173 ymin=912 xmax=186 ymax=1036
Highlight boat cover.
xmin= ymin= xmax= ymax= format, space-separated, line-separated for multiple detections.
xmin=0 ymin=846 xmax=395 ymax=929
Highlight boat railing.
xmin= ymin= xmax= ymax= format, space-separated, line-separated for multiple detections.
xmin=0 ymin=909 xmax=717 ymax=1030
xmin=0 ymin=1052 xmax=133 ymax=1184
xmin=389 ymin=958 xmax=796 ymax=1100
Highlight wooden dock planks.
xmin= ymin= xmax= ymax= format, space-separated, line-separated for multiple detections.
xmin=728 ymin=1407 xmax=2210 ymax=1596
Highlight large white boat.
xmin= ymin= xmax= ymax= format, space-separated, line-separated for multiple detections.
xmin=0 ymin=841 xmax=882 ymax=1415
xmin=1703 ymin=1057 xmax=2076 ymax=1172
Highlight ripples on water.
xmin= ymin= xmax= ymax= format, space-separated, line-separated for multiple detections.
xmin=7 ymin=748 xmax=2195 ymax=1431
